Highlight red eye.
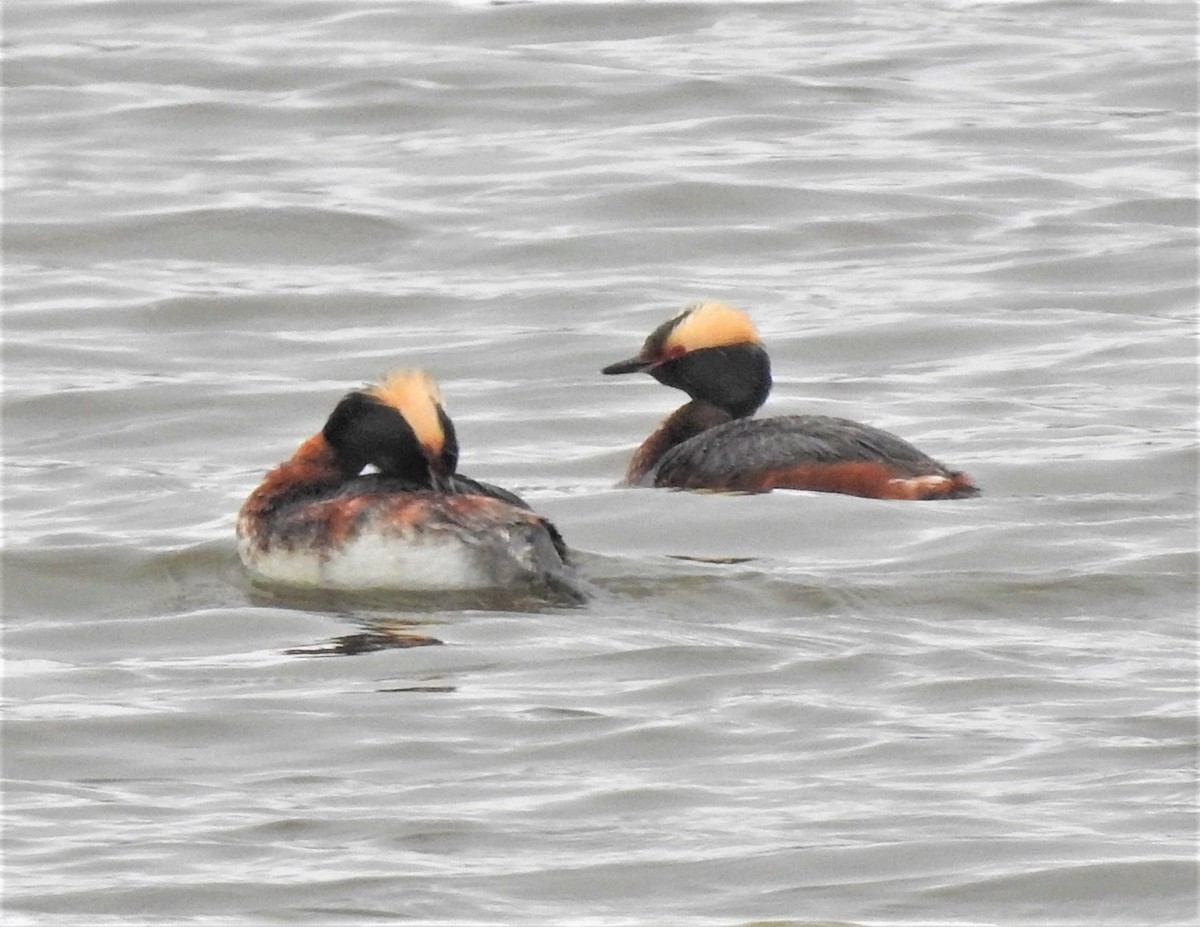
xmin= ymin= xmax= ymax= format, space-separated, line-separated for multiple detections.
xmin=663 ymin=344 xmax=686 ymax=361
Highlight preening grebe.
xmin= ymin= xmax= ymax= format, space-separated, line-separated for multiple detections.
xmin=237 ymin=370 xmax=580 ymax=597
xmin=602 ymin=302 xmax=979 ymax=500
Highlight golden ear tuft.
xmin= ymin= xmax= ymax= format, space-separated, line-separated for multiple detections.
xmin=368 ymin=369 xmax=445 ymax=455
xmin=664 ymin=301 xmax=761 ymax=355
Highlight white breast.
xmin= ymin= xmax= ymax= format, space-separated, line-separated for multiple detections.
xmin=237 ymin=515 xmax=563 ymax=594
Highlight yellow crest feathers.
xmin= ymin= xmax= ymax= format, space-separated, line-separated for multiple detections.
xmin=368 ymin=369 xmax=445 ymax=455
xmin=664 ymin=301 xmax=760 ymax=354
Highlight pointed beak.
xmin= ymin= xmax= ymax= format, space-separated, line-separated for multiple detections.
xmin=601 ymin=356 xmax=652 ymax=375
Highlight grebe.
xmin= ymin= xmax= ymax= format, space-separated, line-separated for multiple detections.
xmin=237 ymin=370 xmax=580 ymax=597
xmin=601 ymin=302 xmax=979 ymax=500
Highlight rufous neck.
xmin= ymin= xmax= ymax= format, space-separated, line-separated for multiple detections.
xmin=625 ymin=400 xmax=733 ymax=484
xmin=241 ymin=433 xmax=357 ymax=519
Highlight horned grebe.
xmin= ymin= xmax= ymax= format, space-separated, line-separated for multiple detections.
xmin=601 ymin=302 xmax=979 ymax=500
xmin=237 ymin=370 xmax=581 ymax=597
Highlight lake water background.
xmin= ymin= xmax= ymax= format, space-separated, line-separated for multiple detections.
xmin=3 ymin=1 xmax=1197 ymax=924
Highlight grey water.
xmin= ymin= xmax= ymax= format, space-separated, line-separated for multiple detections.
xmin=3 ymin=1 xmax=1196 ymax=925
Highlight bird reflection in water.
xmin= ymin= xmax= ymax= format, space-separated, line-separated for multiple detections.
xmin=284 ymin=617 xmax=443 ymax=657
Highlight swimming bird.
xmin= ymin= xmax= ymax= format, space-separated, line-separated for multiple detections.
xmin=237 ymin=370 xmax=581 ymax=597
xmin=601 ymin=302 xmax=979 ymax=500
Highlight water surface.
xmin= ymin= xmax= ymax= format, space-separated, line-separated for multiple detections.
xmin=4 ymin=1 xmax=1196 ymax=924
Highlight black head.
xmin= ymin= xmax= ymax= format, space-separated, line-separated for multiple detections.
xmin=602 ymin=301 xmax=772 ymax=418
xmin=321 ymin=371 xmax=459 ymax=487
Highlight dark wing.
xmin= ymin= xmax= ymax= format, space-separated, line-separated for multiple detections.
xmin=448 ymin=473 xmax=531 ymax=510
xmin=334 ymin=472 xmax=531 ymax=509
xmin=331 ymin=474 xmax=428 ymax=496
xmin=449 ymin=473 xmax=574 ymax=566
xmin=651 ymin=415 xmax=953 ymax=489
xmin=329 ymin=472 xmax=573 ymax=564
